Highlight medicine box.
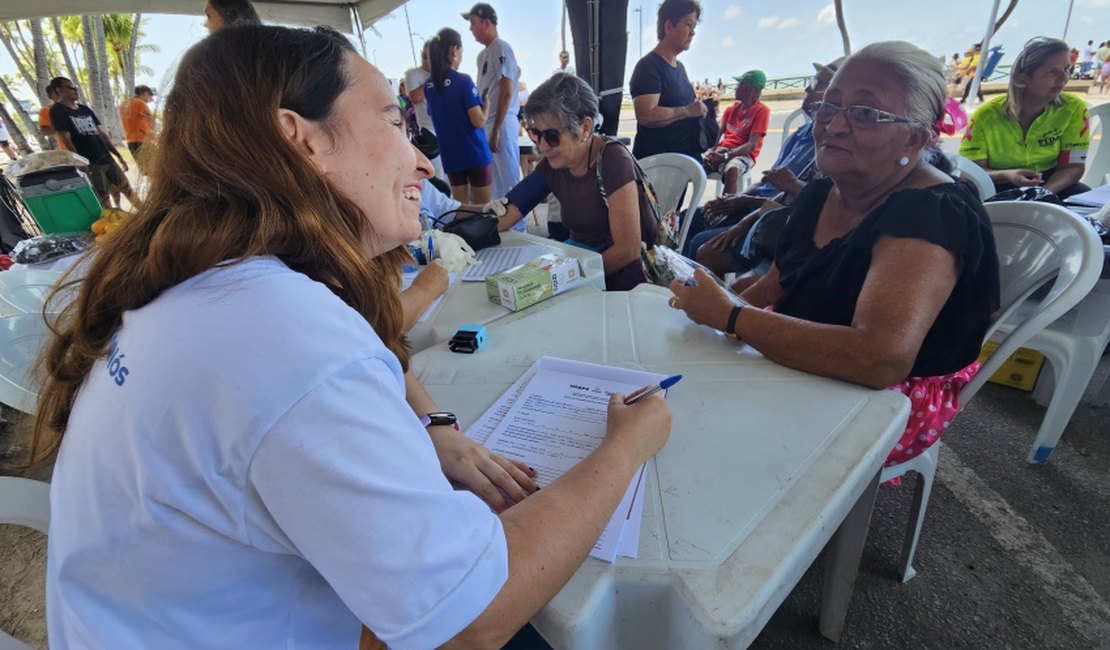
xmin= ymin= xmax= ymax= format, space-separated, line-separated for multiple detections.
xmin=978 ymin=341 xmax=1046 ymax=391
xmin=486 ymin=253 xmax=582 ymax=311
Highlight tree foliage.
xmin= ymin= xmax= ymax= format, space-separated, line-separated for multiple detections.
xmin=0 ymin=14 xmax=156 ymax=149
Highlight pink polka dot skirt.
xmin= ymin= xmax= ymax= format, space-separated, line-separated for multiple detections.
xmin=885 ymin=361 xmax=981 ymax=470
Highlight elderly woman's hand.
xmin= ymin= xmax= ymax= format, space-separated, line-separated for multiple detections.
xmin=426 ymin=425 xmax=539 ymax=513
xmin=668 ymin=268 xmax=740 ymax=332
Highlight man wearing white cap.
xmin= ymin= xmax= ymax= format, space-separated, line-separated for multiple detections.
xmin=463 ymin=2 xmax=522 ymax=227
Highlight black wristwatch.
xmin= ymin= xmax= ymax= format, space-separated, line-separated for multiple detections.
xmin=420 ymin=411 xmax=460 ymax=430
xmin=724 ymin=304 xmax=744 ymax=341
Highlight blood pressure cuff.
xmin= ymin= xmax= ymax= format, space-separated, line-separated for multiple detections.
xmin=504 ymin=169 xmax=551 ymax=216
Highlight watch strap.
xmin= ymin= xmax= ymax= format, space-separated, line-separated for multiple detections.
xmin=420 ymin=412 xmax=460 ymax=431
xmin=725 ymin=304 xmax=744 ymax=341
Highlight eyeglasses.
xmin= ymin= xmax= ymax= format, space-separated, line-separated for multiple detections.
xmin=526 ymin=126 xmax=564 ymax=147
xmin=1024 ymin=36 xmax=1051 ymax=49
xmin=811 ymin=101 xmax=917 ymax=129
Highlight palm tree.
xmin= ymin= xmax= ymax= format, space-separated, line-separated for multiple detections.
xmin=834 ymin=0 xmax=851 ymax=56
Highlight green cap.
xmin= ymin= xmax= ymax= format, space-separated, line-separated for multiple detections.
xmin=733 ymin=69 xmax=767 ymax=90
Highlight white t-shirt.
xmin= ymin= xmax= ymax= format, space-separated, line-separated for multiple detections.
xmin=403 ymin=66 xmax=435 ymax=133
xmin=47 ymin=257 xmax=508 ymax=650
xmin=476 ymin=37 xmax=519 ymax=117
xmin=0 ymin=119 xmax=9 ymax=142
xmin=553 ymin=64 xmax=576 ymax=77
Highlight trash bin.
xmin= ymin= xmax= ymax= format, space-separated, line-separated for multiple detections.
xmin=18 ymin=166 xmax=101 ymax=234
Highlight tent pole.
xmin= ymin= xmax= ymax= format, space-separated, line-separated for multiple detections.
xmin=350 ymin=4 xmax=368 ymax=58
xmin=1062 ymin=0 xmax=1075 ymax=42
xmin=967 ymin=0 xmax=1001 ymax=107
xmin=588 ymin=0 xmax=599 ymax=90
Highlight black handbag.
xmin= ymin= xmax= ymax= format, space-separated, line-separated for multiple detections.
xmin=441 ymin=212 xmax=501 ymax=251
xmin=411 ymin=127 xmax=439 ymax=160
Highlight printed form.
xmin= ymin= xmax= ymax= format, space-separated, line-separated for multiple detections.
xmin=466 ymin=357 xmax=666 ymax=562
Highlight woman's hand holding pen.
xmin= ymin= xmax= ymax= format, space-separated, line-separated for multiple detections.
xmin=602 ymin=391 xmax=672 ymax=465
xmin=427 ymin=426 xmax=539 ymax=512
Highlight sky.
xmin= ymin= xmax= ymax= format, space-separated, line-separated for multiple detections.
xmin=4 ymin=0 xmax=1110 ymax=105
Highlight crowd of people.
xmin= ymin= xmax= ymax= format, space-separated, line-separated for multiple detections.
xmin=21 ymin=0 xmax=1108 ymax=647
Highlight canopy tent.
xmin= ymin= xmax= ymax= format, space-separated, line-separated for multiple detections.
xmin=0 ymin=1 xmax=407 ymax=35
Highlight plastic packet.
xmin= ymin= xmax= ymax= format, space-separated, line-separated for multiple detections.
xmin=651 ymin=245 xmax=741 ymax=297
xmin=8 ymin=151 xmax=90 ymax=179
xmin=11 ymin=233 xmax=93 ymax=265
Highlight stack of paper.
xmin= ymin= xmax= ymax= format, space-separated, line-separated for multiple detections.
xmin=1065 ymin=184 xmax=1110 ymax=208
xmin=465 ymin=356 xmax=665 ymax=563
xmin=461 ymin=245 xmax=553 ymax=281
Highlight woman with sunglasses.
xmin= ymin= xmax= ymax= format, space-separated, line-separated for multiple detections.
xmin=424 ymin=27 xmax=494 ymax=204
xmin=960 ymin=37 xmax=1090 ymax=199
xmin=669 ymin=41 xmax=1000 ymax=471
xmin=491 ymin=72 xmax=660 ymax=290
xmin=37 ymin=26 xmax=672 ymax=648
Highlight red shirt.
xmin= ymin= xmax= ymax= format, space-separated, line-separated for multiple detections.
xmin=717 ymin=100 xmax=770 ymax=161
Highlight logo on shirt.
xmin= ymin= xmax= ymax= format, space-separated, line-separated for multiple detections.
xmin=1037 ymin=128 xmax=1062 ymax=148
xmin=106 ymin=336 xmax=130 ymax=386
xmin=69 ymin=114 xmax=99 ymax=137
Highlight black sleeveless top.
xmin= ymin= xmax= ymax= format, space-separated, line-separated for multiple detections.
xmin=774 ymin=178 xmax=1001 ymax=378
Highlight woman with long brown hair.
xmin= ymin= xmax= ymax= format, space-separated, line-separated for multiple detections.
xmin=36 ymin=25 xmax=670 ymax=648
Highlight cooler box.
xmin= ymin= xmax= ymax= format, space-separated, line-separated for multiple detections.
xmin=17 ymin=166 xmax=101 ymax=234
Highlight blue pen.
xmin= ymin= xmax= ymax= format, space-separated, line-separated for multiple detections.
xmin=427 ymin=235 xmax=435 ymax=261
xmin=623 ymin=374 xmax=683 ymax=405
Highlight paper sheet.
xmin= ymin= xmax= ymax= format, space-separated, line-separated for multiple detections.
xmin=465 ymin=356 xmax=666 ymax=562
xmin=461 ymin=245 xmax=553 ymax=281
xmin=1065 ymin=183 xmax=1110 ymax=207
xmin=401 ymin=270 xmax=459 ymax=322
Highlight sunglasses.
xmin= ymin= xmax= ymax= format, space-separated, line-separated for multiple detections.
xmin=811 ymin=101 xmax=917 ymax=129
xmin=526 ymin=126 xmax=564 ymax=147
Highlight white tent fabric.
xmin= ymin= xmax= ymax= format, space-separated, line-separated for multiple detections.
xmin=0 ymin=1 xmax=407 ymax=34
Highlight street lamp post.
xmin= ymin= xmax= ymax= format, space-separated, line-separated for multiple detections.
xmin=634 ymin=5 xmax=643 ymax=58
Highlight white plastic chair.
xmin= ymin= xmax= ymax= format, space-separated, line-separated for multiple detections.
xmin=779 ymin=106 xmax=811 ymax=150
xmin=0 ymin=269 xmax=66 ymax=316
xmin=0 ymin=313 xmax=52 ymax=414
xmin=951 ymin=155 xmax=996 ymax=201
xmin=881 ymin=200 xmax=1103 ymax=582
xmin=638 ymin=153 xmax=707 ymax=251
xmin=995 ymin=278 xmax=1110 ymax=463
xmin=1080 ymin=103 xmax=1110 ymax=188
xmin=0 ymin=476 xmax=50 ymax=650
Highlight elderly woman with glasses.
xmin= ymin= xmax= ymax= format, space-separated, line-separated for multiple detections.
xmin=490 ymin=72 xmax=659 ymax=290
xmin=669 ymin=41 xmax=1001 ymax=470
xmin=961 ymin=37 xmax=1090 ymax=199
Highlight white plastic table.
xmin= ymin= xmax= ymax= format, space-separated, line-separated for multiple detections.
xmin=408 ymin=231 xmax=605 ymax=351
xmin=412 ymin=285 xmax=910 ymax=648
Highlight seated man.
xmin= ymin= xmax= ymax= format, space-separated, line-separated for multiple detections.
xmin=700 ymin=69 xmax=769 ymax=195
xmin=683 ymin=59 xmax=842 ymax=289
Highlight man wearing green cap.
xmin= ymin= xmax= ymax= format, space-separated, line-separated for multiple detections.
xmin=701 ymin=69 xmax=770 ymax=195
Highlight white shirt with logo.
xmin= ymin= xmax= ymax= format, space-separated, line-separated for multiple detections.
xmin=47 ymin=257 xmax=508 ymax=650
